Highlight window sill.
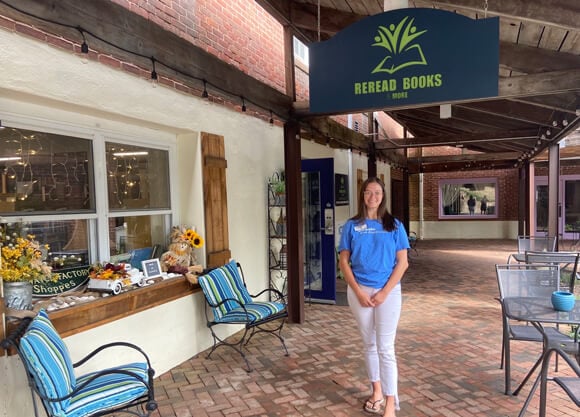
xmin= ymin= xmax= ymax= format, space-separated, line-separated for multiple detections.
xmin=48 ymin=276 xmax=199 ymax=337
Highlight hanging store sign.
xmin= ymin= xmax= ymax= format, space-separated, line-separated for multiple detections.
xmin=309 ymin=8 xmax=499 ymax=113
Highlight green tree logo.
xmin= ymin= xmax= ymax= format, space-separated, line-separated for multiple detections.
xmin=371 ymin=17 xmax=428 ymax=74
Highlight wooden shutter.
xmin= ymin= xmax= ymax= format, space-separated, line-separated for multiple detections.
xmin=201 ymin=132 xmax=231 ymax=268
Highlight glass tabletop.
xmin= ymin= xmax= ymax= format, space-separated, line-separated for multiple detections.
xmin=503 ymin=296 xmax=580 ymax=325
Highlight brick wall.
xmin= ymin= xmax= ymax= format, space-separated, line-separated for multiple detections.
xmin=535 ymin=163 xmax=580 ymax=176
xmin=0 ymin=0 xmax=377 ymax=134
xmin=115 ymin=0 xmax=286 ymax=93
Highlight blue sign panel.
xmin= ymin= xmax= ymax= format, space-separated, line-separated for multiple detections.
xmin=309 ymin=8 xmax=499 ymax=113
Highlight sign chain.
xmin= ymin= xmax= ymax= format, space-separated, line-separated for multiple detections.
xmin=317 ymin=0 xmax=321 ymax=42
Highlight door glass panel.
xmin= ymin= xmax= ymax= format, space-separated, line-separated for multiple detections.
xmin=536 ymin=185 xmax=548 ymax=233
xmin=564 ymin=180 xmax=580 ymax=233
xmin=302 ymin=172 xmax=322 ymax=295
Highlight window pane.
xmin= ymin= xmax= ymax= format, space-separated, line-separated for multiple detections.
xmin=0 ymin=127 xmax=94 ymax=214
xmin=2 ymin=220 xmax=90 ymax=268
xmin=106 ymin=142 xmax=170 ymax=210
xmin=108 ymin=214 xmax=169 ymax=260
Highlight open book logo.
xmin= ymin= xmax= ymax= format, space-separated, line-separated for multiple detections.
xmin=371 ymin=17 xmax=428 ymax=75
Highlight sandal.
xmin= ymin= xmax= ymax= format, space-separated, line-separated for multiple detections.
xmin=363 ymin=397 xmax=385 ymax=414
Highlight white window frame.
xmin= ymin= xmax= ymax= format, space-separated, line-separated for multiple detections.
xmin=0 ymin=113 xmax=176 ymax=264
xmin=293 ymin=36 xmax=309 ymax=66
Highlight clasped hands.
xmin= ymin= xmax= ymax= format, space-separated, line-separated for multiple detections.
xmin=357 ymin=289 xmax=387 ymax=307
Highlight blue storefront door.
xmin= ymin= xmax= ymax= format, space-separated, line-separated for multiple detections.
xmin=301 ymin=158 xmax=336 ymax=303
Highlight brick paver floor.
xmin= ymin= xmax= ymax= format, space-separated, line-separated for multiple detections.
xmin=153 ymin=239 xmax=578 ymax=416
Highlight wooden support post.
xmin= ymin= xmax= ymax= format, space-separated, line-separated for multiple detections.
xmin=284 ymin=120 xmax=304 ymax=324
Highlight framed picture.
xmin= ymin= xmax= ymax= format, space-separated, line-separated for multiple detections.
xmin=142 ymin=259 xmax=162 ymax=278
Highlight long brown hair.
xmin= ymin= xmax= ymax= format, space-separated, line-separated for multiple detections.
xmin=352 ymin=177 xmax=396 ymax=231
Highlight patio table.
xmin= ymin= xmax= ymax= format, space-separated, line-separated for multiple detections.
xmin=503 ymin=296 xmax=580 ymax=417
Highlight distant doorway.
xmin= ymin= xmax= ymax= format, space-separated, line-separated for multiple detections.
xmin=535 ymin=176 xmax=580 ymax=241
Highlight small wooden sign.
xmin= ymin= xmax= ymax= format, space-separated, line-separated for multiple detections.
xmin=142 ymin=259 xmax=162 ymax=278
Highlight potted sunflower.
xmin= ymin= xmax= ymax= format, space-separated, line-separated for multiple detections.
xmin=0 ymin=225 xmax=58 ymax=310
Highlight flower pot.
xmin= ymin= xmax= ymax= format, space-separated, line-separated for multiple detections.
xmin=551 ymin=291 xmax=575 ymax=312
xmin=3 ymin=281 xmax=33 ymax=310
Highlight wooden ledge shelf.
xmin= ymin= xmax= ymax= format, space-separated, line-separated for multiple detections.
xmin=48 ymin=276 xmax=199 ymax=338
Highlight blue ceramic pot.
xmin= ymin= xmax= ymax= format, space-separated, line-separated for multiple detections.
xmin=551 ymin=291 xmax=576 ymax=312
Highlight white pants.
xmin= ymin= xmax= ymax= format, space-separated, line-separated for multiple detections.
xmin=347 ymin=283 xmax=401 ymax=409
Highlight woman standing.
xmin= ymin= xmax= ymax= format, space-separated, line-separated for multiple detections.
xmin=338 ymin=177 xmax=409 ymax=417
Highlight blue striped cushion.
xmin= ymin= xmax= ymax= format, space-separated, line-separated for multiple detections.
xmin=63 ymin=362 xmax=149 ymax=417
xmin=216 ymin=301 xmax=286 ymax=324
xmin=19 ymin=309 xmax=76 ymax=416
xmin=198 ymin=260 xmax=252 ymax=320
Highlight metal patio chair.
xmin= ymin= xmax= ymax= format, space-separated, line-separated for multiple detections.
xmin=507 ymin=235 xmax=558 ymax=263
xmin=524 ymin=250 xmax=580 ymax=294
xmin=198 ymin=259 xmax=289 ymax=372
xmin=0 ymin=310 xmax=157 ymax=417
xmin=495 ymin=264 xmax=574 ymax=395
xmin=539 ymin=345 xmax=580 ymax=417
xmin=518 ymin=235 xmax=557 ymax=253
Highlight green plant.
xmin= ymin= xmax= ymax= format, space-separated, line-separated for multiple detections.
xmin=273 ymin=180 xmax=285 ymax=194
xmin=0 ymin=224 xmax=57 ymax=282
xmin=270 ymin=171 xmax=285 ymax=194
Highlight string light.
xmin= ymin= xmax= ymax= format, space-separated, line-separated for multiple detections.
xmin=2 ymin=1 xmax=281 ymax=124
xmin=202 ymin=79 xmax=209 ymax=100
xmin=77 ymin=27 xmax=89 ymax=64
xmin=150 ymin=57 xmax=158 ymax=88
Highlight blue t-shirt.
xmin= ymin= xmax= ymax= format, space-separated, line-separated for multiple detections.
xmin=338 ymin=218 xmax=410 ymax=288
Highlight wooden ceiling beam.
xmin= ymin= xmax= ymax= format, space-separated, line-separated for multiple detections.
xmin=376 ymin=129 xmax=538 ymax=150
xmin=409 ymin=152 xmax=521 ymax=164
xmin=302 ymin=117 xmax=369 ymax=152
xmin=509 ymin=94 xmax=580 ymax=115
xmin=500 ymin=42 xmax=580 ymax=74
xmin=417 ymin=0 xmax=579 ymax=31
xmin=499 ymin=69 xmax=580 ymax=98
xmin=255 ymin=0 xmax=363 ymax=43
xmin=456 ymin=100 xmax=564 ymax=127
xmin=295 ymin=69 xmax=580 ymax=117
xmin=407 ymin=159 xmax=518 ymax=174
xmin=395 ymin=106 xmax=534 ymax=133
xmin=259 ymin=1 xmax=579 ymax=37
